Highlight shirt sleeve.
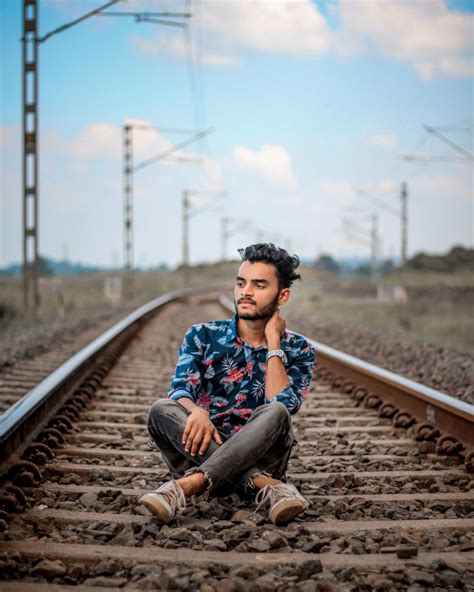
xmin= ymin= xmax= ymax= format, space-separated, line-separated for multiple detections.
xmin=266 ymin=340 xmax=316 ymax=414
xmin=167 ymin=324 xmax=206 ymax=403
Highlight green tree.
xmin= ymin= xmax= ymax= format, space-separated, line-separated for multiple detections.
xmin=315 ymin=254 xmax=340 ymax=274
xmin=38 ymin=256 xmax=54 ymax=277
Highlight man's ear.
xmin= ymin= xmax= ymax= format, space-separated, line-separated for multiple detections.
xmin=279 ymin=288 xmax=290 ymax=305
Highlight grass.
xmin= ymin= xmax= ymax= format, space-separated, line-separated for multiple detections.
xmin=285 ymin=268 xmax=474 ymax=354
xmin=1 ymin=263 xmax=473 ymax=355
xmin=0 ymin=263 xmax=236 ymax=336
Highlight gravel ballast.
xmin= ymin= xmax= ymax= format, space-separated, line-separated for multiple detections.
xmin=286 ymin=312 xmax=473 ymax=406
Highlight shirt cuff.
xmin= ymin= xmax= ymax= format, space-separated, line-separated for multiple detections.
xmin=265 ymin=384 xmax=301 ymax=414
xmin=168 ymin=389 xmax=196 ymax=403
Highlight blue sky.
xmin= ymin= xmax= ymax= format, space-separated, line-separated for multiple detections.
xmin=1 ymin=0 xmax=472 ymax=268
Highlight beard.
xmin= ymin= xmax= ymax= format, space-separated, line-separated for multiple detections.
xmin=234 ymin=293 xmax=280 ymax=321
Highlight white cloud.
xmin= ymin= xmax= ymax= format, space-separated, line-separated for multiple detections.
xmin=200 ymin=156 xmax=223 ymax=192
xmin=68 ymin=120 xmax=203 ymax=166
xmin=201 ymin=1 xmax=332 ymax=56
xmin=130 ymin=0 xmax=472 ymax=80
xmin=0 ymin=126 xmax=17 ymax=149
xmin=412 ymin=174 xmax=473 ymax=202
xmin=133 ymin=0 xmax=332 ymax=67
xmin=132 ymin=34 xmax=239 ymax=67
xmin=364 ymin=179 xmax=398 ymax=194
xmin=318 ymin=180 xmax=356 ymax=207
xmin=367 ymin=134 xmax=397 ymax=151
xmin=336 ymin=0 xmax=474 ymax=81
xmin=233 ymin=144 xmax=298 ymax=190
xmin=70 ymin=123 xmax=121 ymax=160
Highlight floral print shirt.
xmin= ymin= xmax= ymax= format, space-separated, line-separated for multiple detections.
xmin=167 ymin=313 xmax=316 ymax=435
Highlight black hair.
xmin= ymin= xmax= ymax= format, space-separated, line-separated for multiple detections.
xmin=237 ymin=243 xmax=301 ymax=290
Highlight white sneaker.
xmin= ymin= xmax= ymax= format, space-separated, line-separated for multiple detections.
xmin=139 ymin=480 xmax=187 ymax=523
xmin=255 ymin=482 xmax=310 ymax=525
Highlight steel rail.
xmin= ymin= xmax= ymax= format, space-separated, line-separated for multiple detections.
xmin=0 ymin=286 xmax=223 ymax=465
xmin=0 ymin=291 xmax=472 ymax=590
xmin=218 ymin=295 xmax=474 ymax=456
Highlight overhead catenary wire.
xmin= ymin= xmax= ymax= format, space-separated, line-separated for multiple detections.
xmin=183 ymin=0 xmax=211 ymax=158
xmin=195 ymin=0 xmax=210 ymax=157
xmin=133 ymin=128 xmax=214 ymax=173
xmin=400 ymin=123 xmax=474 ymax=164
xmin=183 ymin=0 xmax=200 ymax=154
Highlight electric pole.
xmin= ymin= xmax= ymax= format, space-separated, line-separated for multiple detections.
xmin=123 ymin=125 xmax=213 ymax=294
xmin=221 ymin=216 xmax=231 ymax=262
xmin=20 ymin=0 xmax=189 ymax=313
xmin=401 ymin=182 xmax=408 ymax=265
xmin=22 ymin=0 xmax=40 ymax=313
xmin=182 ymin=190 xmax=190 ymax=286
xmin=21 ymin=0 xmax=122 ymax=314
xmin=123 ymin=124 xmax=133 ymax=292
xmin=370 ymin=213 xmax=379 ymax=280
xmin=182 ymin=188 xmax=226 ymax=280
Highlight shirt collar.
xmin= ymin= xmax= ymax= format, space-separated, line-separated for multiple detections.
xmin=228 ymin=313 xmax=291 ymax=349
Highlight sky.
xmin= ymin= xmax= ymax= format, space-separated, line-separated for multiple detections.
xmin=0 ymin=0 xmax=473 ymax=269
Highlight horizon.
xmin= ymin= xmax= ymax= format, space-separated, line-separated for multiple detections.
xmin=1 ymin=0 xmax=472 ymax=269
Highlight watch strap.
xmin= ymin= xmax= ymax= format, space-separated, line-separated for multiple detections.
xmin=266 ymin=349 xmax=288 ymax=364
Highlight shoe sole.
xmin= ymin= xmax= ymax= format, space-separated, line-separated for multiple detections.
xmin=139 ymin=494 xmax=172 ymax=523
xmin=270 ymin=500 xmax=307 ymax=525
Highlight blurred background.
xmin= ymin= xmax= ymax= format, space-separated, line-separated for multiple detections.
xmin=0 ymin=0 xmax=473 ymax=355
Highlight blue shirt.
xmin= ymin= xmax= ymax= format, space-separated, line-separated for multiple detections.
xmin=167 ymin=313 xmax=316 ymax=435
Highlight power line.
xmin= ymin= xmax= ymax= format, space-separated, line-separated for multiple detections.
xmin=36 ymin=0 xmax=118 ymax=43
xmin=423 ymin=124 xmax=473 ymax=161
xmin=97 ymin=11 xmax=191 ymax=28
xmin=183 ymin=0 xmax=210 ymax=158
xmin=400 ymin=123 xmax=474 ymax=164
xmin=21 ymin=0 xmax=121 ymax=314
xmin=133 ymin=128 xmax=214 ymax=173
xmin=184 ymin=0 xmax=200 ymax=154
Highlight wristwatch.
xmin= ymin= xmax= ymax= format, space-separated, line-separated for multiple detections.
xmin=266 ymin=349 xmax=288 ymax=365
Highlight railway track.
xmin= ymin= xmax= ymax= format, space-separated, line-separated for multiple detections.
xmin=0 ymin=289 xmax=473 ymax=591
xmin=0 ymin=305 xmax=144 ymax=416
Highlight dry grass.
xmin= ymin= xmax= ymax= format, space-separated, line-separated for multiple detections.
xmin=1 ymin=263 xmax=472 ymax=354
xmin=285 ymin=267 xmax=474 ymax=354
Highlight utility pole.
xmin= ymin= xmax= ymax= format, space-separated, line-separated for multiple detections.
xmin=20 ymin=0 xmax=189 ymax=314
xmin=21 ymin=0 xmax=121 ymax=314
xmin=182 ymin=190 xmax=190 ymax=286
xmin=221 ymin=216 xmax=231 ymax=262
xmin=123 ymin=124 xmax=133 ymax=292
xmin=22 ymin=0 xmax=40 ymax=313
xmin=122 ymin=125 xmax=212 ymax=293
xmin=182 ymin=188 xmax=226 ymax=280
xmin=400 ymin=182 xmax=408 ymax=266
xmin=370 ymin=213 xmax=378 ymax=280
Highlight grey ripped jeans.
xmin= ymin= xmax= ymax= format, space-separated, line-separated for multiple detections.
xmin=147 ymin=399 xmax=296 ymax=499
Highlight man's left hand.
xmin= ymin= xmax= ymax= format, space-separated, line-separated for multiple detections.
xmin=265 ymin=308 xmax=286 ymax=343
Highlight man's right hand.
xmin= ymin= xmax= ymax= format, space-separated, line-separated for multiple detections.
xmin=182 ymin=406 xmax=223 ymax=456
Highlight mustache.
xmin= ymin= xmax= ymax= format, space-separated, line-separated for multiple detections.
xmin=238 ymin=299 xmax=255 ymax=304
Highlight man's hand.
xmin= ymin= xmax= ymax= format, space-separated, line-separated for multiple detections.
xmin=264 ymin=308 xmax=286 ymax=344
xmin=182 ymin=406 xmax=223 ymax=456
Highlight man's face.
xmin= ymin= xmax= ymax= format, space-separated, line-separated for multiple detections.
xmin=234 ymin=261 xmax=284 ymax=321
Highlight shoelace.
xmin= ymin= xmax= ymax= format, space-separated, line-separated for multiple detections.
xmin=254 ymin=483 xmax=309 ymax=514
xmin=154 ymin=480 xmax=187 ymax=516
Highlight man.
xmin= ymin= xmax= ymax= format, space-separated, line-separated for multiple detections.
xmin=140 ymin=243 xmax=316 ymax=525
